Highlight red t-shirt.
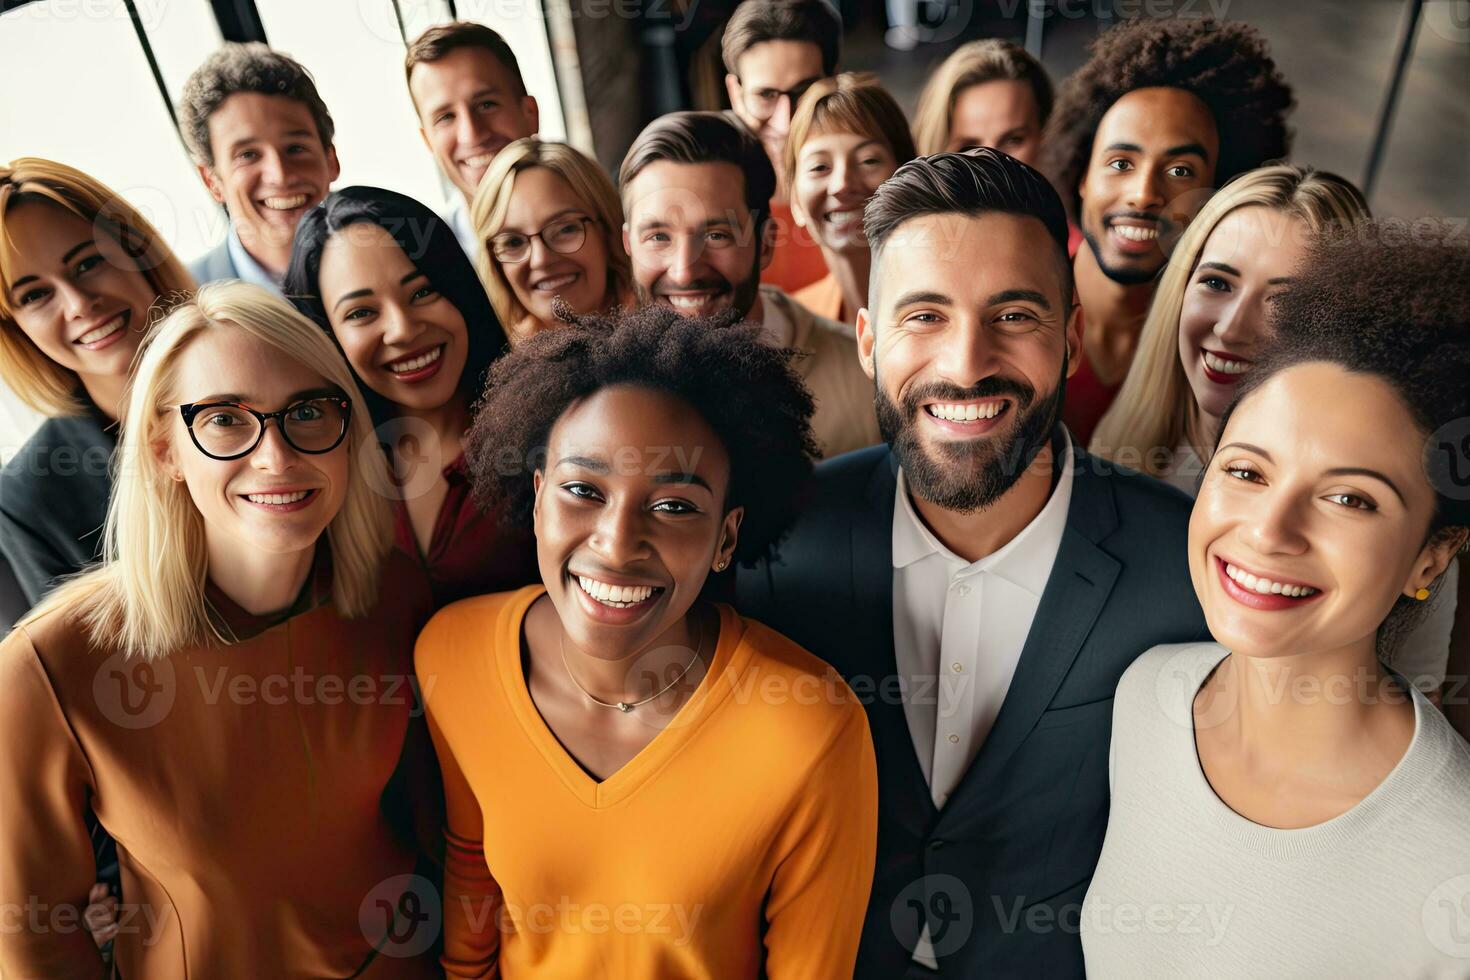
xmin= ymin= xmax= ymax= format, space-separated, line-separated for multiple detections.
xmin=1061 ymin=224 xmax=1121 ymax=448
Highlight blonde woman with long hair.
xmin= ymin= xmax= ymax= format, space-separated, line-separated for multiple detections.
xmin=471 ymin=138 xmax=631 ymax=342
xmin=1091 ymin=165 xmax=1369 ymax=488
xmin=0 ymin=158 xmax=194 ymax=605
xmin=0 ymin=282 xmax=439 ymax=978
xmin=911 ymin=38 xmax=1053 ymax=164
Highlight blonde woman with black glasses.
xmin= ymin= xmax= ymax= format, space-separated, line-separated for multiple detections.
xmin=471 ymin=138 xmax=632 ymax=342
xmin=0 ymin=282 xmax=440 ymax=978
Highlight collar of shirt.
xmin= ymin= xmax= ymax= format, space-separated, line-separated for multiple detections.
xmin=225 ymin=222 xmax=283 ymax=292
xmin=446 ymin=196 xmax=480 ymax=264
xmin=204 ymin=540 xmax=334 ymax=643
xmin=892 ymin=428 xmax=1076 ymax=596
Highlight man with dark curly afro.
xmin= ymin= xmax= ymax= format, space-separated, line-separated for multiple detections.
xmin=1039 ymin=16 xmax=1294 ymax=446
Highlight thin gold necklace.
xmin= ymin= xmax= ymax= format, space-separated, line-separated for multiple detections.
xmin=560 ymin=615 xmax=705 ymax=713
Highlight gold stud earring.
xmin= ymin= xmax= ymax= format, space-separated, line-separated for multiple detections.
xmin=1415 ymin=587 xmax=1431 ymax=601
xmin=716 ymin=559 xmax=728 ymax=572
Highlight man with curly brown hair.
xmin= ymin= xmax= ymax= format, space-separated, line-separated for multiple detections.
xmin=1039 ymin=17 xmax=1294 ymax=446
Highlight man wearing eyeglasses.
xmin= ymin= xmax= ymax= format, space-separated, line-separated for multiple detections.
xmin=721 ymin=0 xmax=841 ymax=294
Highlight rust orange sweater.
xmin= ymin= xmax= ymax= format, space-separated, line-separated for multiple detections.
xmin=0 ymin=550 xmax=440 ymax=978
xmin=415 ymin=586 xmax=878 ymax=978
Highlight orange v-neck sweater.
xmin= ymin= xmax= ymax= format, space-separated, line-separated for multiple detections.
xmin=415 ymin=586 xmax=878 ymax=978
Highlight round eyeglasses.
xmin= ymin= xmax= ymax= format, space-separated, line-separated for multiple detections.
xmin=178 ymin=396 xmax=351 ymax=461
xmin=738 ymin=78 xmax=820 ymax=123
xmin=490 ymin=215 xmax=596 ymax=264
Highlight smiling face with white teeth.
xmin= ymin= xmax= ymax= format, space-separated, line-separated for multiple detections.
xmin=496 ymin=166 xmax=611 ymax=331
xmin=2 ymin=200 xmax=159 ymax=416
xmin=791 ymin=129 xmax=898 ymax=254
xmin=858 ymin=210 xmax=1079 ymax=515
xmin=624 ymin=160 xmax=772 ymax=321
xmin=199 ymin=92 xmax=339 ymax=279
xmin=1190 ymin=362 xmax=1454 ymax=662
xmin=1077 ymin=87 xmax=1219 ymax=285
xmin=530 ymin=384 xmax=742 ymax=665
xmin=1179 ymin=205 xmax=1308 ymax=421
xmin=159 ymin=327 xmax=350 ymax=570
xmin=410 ymin=46 xmax=539 ymax=204
xmin=318 ymin=221 xmax=470 ymax=413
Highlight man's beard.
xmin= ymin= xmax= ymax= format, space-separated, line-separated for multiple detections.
xmin=635 ymin=248 xmax=764 ymax=320
xmin=876 ymin=355 xmax=1067 ymax=513
xmin=1081 ymin=212 xmax=1170 ymax=286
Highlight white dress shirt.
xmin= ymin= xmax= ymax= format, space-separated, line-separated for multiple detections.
xmin=894 ymin=433 xmax=1074 ymax=967
xmin=445 ymin=196 xmax=480 ymax=266
xmin=225 ymin=223 xmax=283 ymax=293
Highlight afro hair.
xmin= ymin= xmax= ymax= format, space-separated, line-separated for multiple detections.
xmin=1041 ymin=16 xmax=1295 ymax=221
xmin=463 ymin=303 xmax=820 ymax=567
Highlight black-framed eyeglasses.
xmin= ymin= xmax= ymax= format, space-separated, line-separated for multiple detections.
xmin=737 ymin=77 xmax=821 ymax=123
xmin=490 ymin=215 xmax=597 ymax=264
xmin=178 ymin=396 xmax=351 ymax=461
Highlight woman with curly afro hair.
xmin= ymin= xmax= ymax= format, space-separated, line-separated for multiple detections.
xmin=1040 ymin=16 xmax=1295 ymax=446
xmin=1083 ymin=223 xmax=1470 ymax=976
xmin=412 ymin=303 xmax=879 ymax=978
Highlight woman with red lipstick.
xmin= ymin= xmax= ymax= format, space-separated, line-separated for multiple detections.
xmin=471 ymin=138 xmax=633 ymax=342
xmin=1091 ymin=166 xmax=1368 ymax=492
xmin=1081 ymin=228 xmax=1470 ymax=977
xmin=0 ymin=282 xmax=441 ymax=977
xmin=415 ymin=302 xmax=878 ymax=977
xmin=286 ymin=186 xmax=537 ymax=607
xmin=0 ymin=158 xmax=195 ymax=607
xmin=784 ymin=73 xmax=915 ymax=326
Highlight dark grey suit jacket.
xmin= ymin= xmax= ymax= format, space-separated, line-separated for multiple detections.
xmin=737 ymin=438 xmax=1207 ymax=979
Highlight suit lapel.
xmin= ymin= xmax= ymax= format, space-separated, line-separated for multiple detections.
xmin=850 ymin=451 xmax=937 ymax=837
xmin=936 ymin=450 xmax=1121 ymax=833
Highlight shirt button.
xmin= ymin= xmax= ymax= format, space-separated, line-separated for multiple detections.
xmin=955 ymin=583 xmax=972 ymax=596
xmin=952 ymin=662 xmax=963 ymax=673
xmin=947 ymin=734 xmax=959 ymax=744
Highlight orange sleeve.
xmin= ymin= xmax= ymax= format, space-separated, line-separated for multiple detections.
xmin=762 ymin=698 xmax=879 ymax=979
xmin=417 ymin=626 xmax=502 ymax=978
xmin=0 ymin=629 xmax=107 ymax=977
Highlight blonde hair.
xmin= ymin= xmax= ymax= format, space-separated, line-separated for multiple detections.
xmin=1090 ymin=165 xmax=1370 ymax=475
xmin=783 ymin=72 xmax=918 ymax=199
xmin=912 ymin=39 xmax=1053 ymax=157
xmin=470 ymin=138 xmax=632 ymax=342
xmin=21 ymin=282 xmax=394 ymax=660
xmin=0 ymin=158 xmax=195 ymax=416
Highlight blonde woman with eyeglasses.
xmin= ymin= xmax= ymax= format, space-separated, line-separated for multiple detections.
xmin=0 ymin=158 xmax=195 ymax=607
xmin=0 ymin=282 xmax=440 ymax=978
xmin=471 ymin=138 xmax=632 ymax=342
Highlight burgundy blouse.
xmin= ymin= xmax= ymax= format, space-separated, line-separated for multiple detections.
xmin=391 ymin=452 xmax=539 ymax=610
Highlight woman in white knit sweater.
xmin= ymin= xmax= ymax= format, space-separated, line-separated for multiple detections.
xmin=1082 ymin=224 xmax=1470 ymax=978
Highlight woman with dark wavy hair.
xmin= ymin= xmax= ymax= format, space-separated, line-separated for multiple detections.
xmin=285 ymin=186 xmax=536 ymax=607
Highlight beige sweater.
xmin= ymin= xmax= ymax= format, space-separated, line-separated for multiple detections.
xmin=761 ymin=285 xmax=882 ymax=459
